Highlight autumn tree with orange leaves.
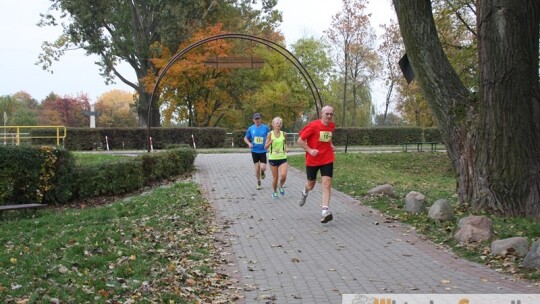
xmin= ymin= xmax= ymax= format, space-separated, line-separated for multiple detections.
xmin=95 ymin=90 xmax=139 ymax=128
xmin=145 ymin=24 xmax=239 ymax=127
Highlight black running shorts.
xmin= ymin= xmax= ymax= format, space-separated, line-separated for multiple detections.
xmin=306 ymin=162 xmax=333 ymax=181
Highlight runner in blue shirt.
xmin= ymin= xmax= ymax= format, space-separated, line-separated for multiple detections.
xmin=244 ymin=112 xmax=270 ymax=190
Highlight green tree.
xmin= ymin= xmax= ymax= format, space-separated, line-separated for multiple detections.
xmin=393 ymin=0 xmax=540 ymax=217
xmin=327 ymin=75 xmax=373 ymax=127
xmin=38 ymin=0 xmax=280 ymax=128
xmin=290 ymin=37 xmax=334 ymax=129
xmin=395 ymin=81 xmax=435 ymax=127
xmin=373 ymin=112 xmax=404 ymax=126
xmin=432 ymin=0 xmax=478 ymax=91
xmin=246 ymin=44 xmax=307 ymax=130
xmin=0 ymin=92 xmax=39 ymax=126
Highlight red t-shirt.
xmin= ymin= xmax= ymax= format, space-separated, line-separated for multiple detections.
xmin=299 ymin=119 xmax=335 ymax=166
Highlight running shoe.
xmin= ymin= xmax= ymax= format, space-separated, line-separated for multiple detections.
xmin=261 ymin=170 xmax=266 ymax=179
xmin=256 ymin=181 xmax=262 ymax=190
xmin=279 ymin=187 xmax=285 ymax=197
xmin=298 ymin=191 xmax=308 ymax=207
xmin=272 ymin=192 xmax=279 ymax=200
xmin=321 ymin=211 xmax=333 ymax=223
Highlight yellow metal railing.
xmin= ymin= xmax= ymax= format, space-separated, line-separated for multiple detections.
xmin=1 ymin=126 xmax=67 ymax=146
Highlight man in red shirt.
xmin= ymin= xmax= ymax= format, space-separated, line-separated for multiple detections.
xmin=297 ymin=105 xmax=336 ymax=223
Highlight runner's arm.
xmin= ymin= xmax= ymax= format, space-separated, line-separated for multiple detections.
xmin=264 ymin=132 xmax=272 ymax=150
xmin=243 ymin=135 xmax=252 ymax=149
xmin=297 ymin=136 xmax=313 ymax=154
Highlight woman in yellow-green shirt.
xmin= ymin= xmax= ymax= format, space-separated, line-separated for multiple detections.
xmin=264 ymin=117 xmax=288 ymax=200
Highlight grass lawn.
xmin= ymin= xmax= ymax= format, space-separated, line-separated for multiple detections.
xmin=0 ymin=182 xmax=238 ymax=303
xmin=288 ymin=152 xmax=540 ymax=282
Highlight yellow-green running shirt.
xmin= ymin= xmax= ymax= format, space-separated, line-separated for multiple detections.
xmin=269 ymin=131 xmax=287 ymax=160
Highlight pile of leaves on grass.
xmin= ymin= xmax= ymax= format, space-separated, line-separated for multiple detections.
xmin=0 ymin=181 xmax=241 ymax=303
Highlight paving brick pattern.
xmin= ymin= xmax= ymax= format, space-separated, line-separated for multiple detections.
xmin=193 ymin=153 xmax=537 ymax=303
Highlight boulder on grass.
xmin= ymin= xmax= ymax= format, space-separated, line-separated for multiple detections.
xmin=454 ymin=215 xmax=493 ymax=243
xmin=523 ymin=238 xmax=540 ymax=269
xmin=428 ymin=199 xmax=455 ymax=223
xmin=491 ymin=237 xmax=529 ymax=257
xmin=404 ymin=191 xmax=425 ymax=213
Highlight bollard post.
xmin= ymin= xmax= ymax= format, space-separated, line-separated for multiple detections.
xmin=345 ymin=132 xmax=349 ymax=153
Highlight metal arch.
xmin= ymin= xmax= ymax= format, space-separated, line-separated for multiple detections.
xmin=146 ymin=33 xmax=324 ymax=151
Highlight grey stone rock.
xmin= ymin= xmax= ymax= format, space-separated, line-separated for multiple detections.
xmin=404 ymin=191 xmax=425 ymax=213
xmin=523 ymin=238 xmax=540 ymax=269
xmin=427 ymin=199 xmax=455 ymax=222
xmin=490 ymin=237 xmax=529 ymax=257
xmin=454 ymin=215 xmax=493 ymax=243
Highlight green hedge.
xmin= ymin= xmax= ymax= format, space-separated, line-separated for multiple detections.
xmin=333 ymin=127 xmax=423 ymax=145
xmin=29 ymin=126 xmax=442 ymax=150
xmin=75 ymin=159 xmax=145 ymax=198
xmin=0 ymin=146 xmax=197 ymax=205
xmin=423 ymin=127 xmax=443 ymax=143
xmin=232 ymin=130 xmax=248 ymax=148
xmin=234 ymin=127 xmax=441 ymax=146
xmin=72 ymin=149 xmax=196 ymax=200
xmin=0 ymin=146 xmax=76 ymax=205
xmin=31 ymin=127 xmax=226 ymax=150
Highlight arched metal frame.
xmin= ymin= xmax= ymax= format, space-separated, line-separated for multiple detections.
xmin=146 ymin=33 xmax=324 ymax=152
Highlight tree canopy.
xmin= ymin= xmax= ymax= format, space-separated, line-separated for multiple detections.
xmin=38 ymin=0 xmax=281 ymax=127
xmin=39 ymin=94 xmax=90 ymax=127
xmin=95 ymin=90 xmax=139 ymax=128
xmin=326 ymin=0 xmax=379 ymax=127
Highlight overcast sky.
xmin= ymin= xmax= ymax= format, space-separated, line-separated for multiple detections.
xmin=0 ymin=0 xmax=393 ymax=111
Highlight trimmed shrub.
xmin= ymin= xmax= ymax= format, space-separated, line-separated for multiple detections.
xmin=41 ymin=147 xmax=77 ymax=204
xmin=1 ymin=145 xmax=196 ymax=205
xmin=0 ymin=146 xmax=75 ymax=205
xmin=31 ymin=127 xmax=226 ymax=151
xmin=423 ymin=127 xmax=443 ymax=143
xmin=333 ymin=127 xmax=423 ymax=145
xmin=232 ymin=130 xmax=248 ymax=148
xmin=74 ymin=149 xmax=196 ymax=199
xmin=74 ymin=159 xmax=145 ymax=198
xmin=0 ymin=146 xmax=42 ymax=204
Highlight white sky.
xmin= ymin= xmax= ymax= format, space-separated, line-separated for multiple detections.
xmin=0 ymin=0 xmax=394 ymax=111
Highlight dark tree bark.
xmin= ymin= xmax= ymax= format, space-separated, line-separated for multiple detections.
xmin=393 ymin=0 xmax=540 ymax=217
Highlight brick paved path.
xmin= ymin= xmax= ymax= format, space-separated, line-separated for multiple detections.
xmin=193 ymin=153 xmax=537 ymax=303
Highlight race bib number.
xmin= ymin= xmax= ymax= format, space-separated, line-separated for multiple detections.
xmin=319 ymin=131 xmax=332 ymax=142
xmin=254 ymin=136 xmax=264 ymax=144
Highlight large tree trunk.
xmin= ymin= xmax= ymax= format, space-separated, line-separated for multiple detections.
xmin=475 ymin=0 xmax=540 ymax=216
xmin=137 ymin=90 xmax=161 ymax=127
xmin=135 ymin=60 xmax=161 ymax=127
xmin=393 ymin=0 xmax=540 ymax=218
